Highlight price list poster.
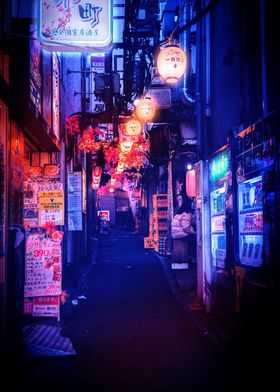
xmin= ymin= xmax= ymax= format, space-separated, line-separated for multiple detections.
xmin=24 ymin=230 xmax=64 ymax=320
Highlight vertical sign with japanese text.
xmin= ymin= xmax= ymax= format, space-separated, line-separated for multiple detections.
xmin=68 ymin=172 xmax=83 ymax=230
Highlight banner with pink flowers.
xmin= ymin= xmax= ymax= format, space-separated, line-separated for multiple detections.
xmin=24 ymin=231 xmax=63 ymax=297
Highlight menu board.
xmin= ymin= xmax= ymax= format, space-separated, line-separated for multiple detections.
xmin=24 ymin=232 xmax=63 ymax=297
xmin=39 ymin=189 xmax=64 ymax=226
xmin=68 ymin=172 xmax=83 ymax=230
xmin=24 ymin=181 xmax=63 ymax=228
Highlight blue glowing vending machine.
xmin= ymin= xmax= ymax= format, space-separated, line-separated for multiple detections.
xmin=234 ymin=111 xmax=279 ymax=281
xmin=208 ymin=146 xmax=231 ymax=270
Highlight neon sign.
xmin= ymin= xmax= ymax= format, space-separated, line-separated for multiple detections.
xmin=209 ymin=149 xmax=230 ymax=183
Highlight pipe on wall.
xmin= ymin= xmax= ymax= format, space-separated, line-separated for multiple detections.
xmin=260 ymin=0 xmax=268 ymax=117
xmin=179 ymin=0 xmax=195 ymax=106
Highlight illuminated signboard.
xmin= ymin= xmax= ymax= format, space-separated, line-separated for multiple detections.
xmin=209 ymin=148 xmax=230 ymax=183
xmin=52 ymin=53 xmax=60 ymax=139
xmin=38 ymin=0 xmax=112 ymax=51
xmin=30 ymin=26 xmax=42 ymax=113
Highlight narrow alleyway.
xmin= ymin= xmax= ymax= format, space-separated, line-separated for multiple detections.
xmin=7 ymin=229 xmax=270 ymax=391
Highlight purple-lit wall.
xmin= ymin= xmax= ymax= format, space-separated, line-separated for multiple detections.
xmin=205 ymin=0 xmax=280 ymax=157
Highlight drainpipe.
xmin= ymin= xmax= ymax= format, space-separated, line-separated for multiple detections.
xmin=195 ymin=8 xmax=203 ymax=160
xmin=179 ymin=0 xmax=195 ymax=106
xmin=260 ymin=0 xmax=268 ymax=117
xmin=205 ymin=0 xmax=211 ymax=117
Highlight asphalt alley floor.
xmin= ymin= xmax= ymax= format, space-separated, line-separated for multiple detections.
xmin=6 ymin=228 xmax=277 ymax=391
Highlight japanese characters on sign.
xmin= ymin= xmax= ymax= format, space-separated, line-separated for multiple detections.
xmin=38 ymin=0 xmax=112 ymax=51
xmin=39 ymin=190 xmax=65 ymax=226
xmin=68 ymin=172 xmax=83 ymax=230
xmin=24 ymin=233 xmax=63 ymax=297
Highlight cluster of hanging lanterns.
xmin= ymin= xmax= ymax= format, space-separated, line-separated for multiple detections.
xmin=83 ymin=4 xmax=189 ymax=197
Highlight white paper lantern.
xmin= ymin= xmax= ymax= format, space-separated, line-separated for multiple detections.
xmin=120 ymin=141 xmax=133 ymax=153
xmin=135 ymin=97 xmax=156 ymax=122
xmin=156 ymin=42 xmax=187 ymax=84
xmin=124 ymin=118 xmax=142 ymax=136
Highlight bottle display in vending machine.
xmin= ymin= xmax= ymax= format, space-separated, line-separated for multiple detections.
xmin=237 ymin=176 xmax=263 ymax=267
xmin=210 ymin=187 xmax=226 ymax=268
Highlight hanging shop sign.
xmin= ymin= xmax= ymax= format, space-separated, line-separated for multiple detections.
xmin=24 ymin=233 xmax=63 ymax=297
xmin=39 ymin=190 xmax=65 ymax=226
xmin=29 ymin=25 xmax=42 ymax=113
xmin=52 ymin=53 xmax=60 ymax=140
xmin=82 ymin=167 xmax=87 ymax=213
xmin=38 ymin=0 xmax=112 ymax=52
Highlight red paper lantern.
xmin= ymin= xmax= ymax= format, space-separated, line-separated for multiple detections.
xmin=92 ymin=166 xmax=102 ymax=190
xmin=186 ymin=169 xmax=196 ymax=198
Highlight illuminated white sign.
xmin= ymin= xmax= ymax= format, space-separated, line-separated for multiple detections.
xmin=38 ymin=0 xmax=112 ymax=51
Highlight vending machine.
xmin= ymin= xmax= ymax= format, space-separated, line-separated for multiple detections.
xmin=234 ymin=111 xmax=279 ymax=275
xmin=208 ymin=146 xmax=231 ymax=270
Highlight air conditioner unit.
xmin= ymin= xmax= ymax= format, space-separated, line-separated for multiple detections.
xmin=145 ymin=87 xmax=171 ymax=109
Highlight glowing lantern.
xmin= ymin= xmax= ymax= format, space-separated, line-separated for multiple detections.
xmin=156 ymin=42 xmax=187 ymax=84
xmin=120 ymin=141 xmax=133 ymax=153
xmin=135 ymin=97 xmax=156 ymax=122
xmin=186 ymin=169 xmax=196 ymax=198
xmin=123 ymin=119 xmax=142 ymax=136
xmin=92 ymin=165 xmax=102 ymax=190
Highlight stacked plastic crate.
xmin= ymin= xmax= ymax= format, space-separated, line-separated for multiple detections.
xmin=143 ymin=214 xmax=155 ymax=249
xmin=152 ymin=194 xmax=168 ymax=254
